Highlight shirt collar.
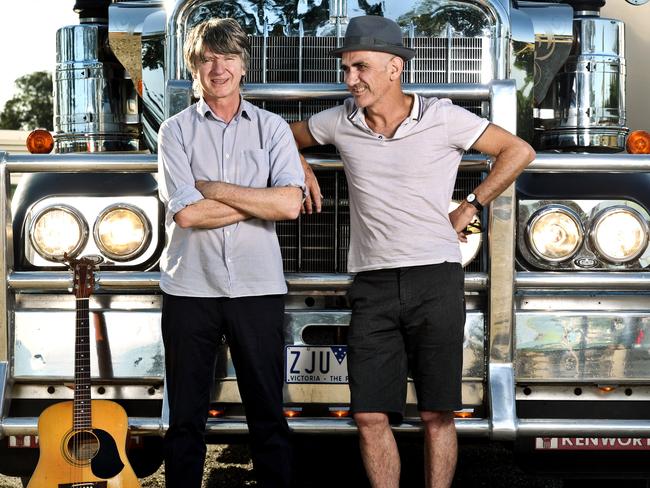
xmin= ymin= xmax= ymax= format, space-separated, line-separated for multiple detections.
xmin=347 ymin=94 xmax=422 ymax=134
xmin=196 ymin=95 xmax=253 ymax=122
xmin=409 ymin=93 xmax=422 ymax=121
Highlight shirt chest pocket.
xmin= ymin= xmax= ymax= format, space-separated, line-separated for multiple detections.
xmin=239 ymin=149 xmax=271 ymax=187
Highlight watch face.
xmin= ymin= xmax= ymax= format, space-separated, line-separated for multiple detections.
xmin=626 ymin=0 xmax=648 ymax=5
xmin=467 ymin=193 xmax=476 ymax=203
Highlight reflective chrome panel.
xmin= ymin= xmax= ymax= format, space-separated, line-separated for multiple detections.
xmin=517 ymin=294 xmax=650 ymax=312
xmin=517 ymin=2 xmax=573 ymax=106
xmin=516 ymin=272 xmax=650 ymax=291
xmin=9 ymin=384 xmax=162 ymax=401
xmin=12 ymin=308 xmax=164 ymax=380
xmin=518 ymin=199 xmax=650 ymax=271
xmin=165 ymin=79 xmax=193 ymax=119
xmin=527 ymin=152 xmax=650 ymax=173
xmin=539 ymin=13 xmax=628 ymax=151
xmin=0 ymin=361 xmax=9 ymax=418
xmin=489 ymin=363 xmax=517 ymax=440
xmin=516 ymin=311 xmax=650 ymax=381
xmin=163 ymin=0 xmax=501 ymax=119
xmin=55 ymin=24 xmax=140 ymax=153
xmin=141 ymin=9 xmax=166 ymax=152
xmin=487 ymin=80 xmax=517 ymax=365
xmin=0 ymin=154 xmax=10 ymax=363
xmin=108 ymin=1 xmax=164 ymax=100
xmin=517 ymin=385 xmax=650 ymax=402
xmin=509 ymin=6 xmax=535 ymax=142
xmin=22 ymin=196 xmax=160 ymax=268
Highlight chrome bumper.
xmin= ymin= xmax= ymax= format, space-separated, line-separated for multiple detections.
xmin=5 ymin=415 xmax=650 ymax=438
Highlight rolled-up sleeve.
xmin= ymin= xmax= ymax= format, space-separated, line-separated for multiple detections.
xmin=268 ymin=118 xmax=306 ymax=194
xmin=157 ymin=119 xmax=204 ymax=215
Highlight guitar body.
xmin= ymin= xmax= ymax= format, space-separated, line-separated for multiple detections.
xmin=28 ymin=399 xmax=140 ymax=488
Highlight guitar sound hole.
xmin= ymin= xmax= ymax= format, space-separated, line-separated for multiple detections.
xmin=65 ymin=430 xmax=100 ymax=464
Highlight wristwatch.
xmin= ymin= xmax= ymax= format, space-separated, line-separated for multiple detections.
xmin=466 ymin=193 xmax=483 ymax=212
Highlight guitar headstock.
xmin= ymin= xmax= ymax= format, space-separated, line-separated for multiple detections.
xmin=65 ymin=254 xmax=104 ymax=299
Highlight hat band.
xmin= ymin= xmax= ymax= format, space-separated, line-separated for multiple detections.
xmin=342 ymin=36 xmax=405 ymax=50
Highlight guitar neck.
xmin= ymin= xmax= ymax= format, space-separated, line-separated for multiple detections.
xmin=74 ymin=296 xmax=91 ymax=430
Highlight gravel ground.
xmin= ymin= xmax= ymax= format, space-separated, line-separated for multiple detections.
xmin=0 ymin=442 xmax=564 ymax=488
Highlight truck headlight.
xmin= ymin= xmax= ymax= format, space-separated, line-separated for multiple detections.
xmin=29 ymin=205 xmax=88 ymax=261
xmin=93 ymin=204 xmax=151 ymax=261
xmin=449 ymin=201 xmax=482 ymax=267
xmin=527 ymin=205 xmax=583 ymax=262
xmin=589 ymin=206 xmax=649 ymax=263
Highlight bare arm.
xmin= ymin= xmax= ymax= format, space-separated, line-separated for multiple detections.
xmin=291 ymin=120 xmax=322 ymax=214
xmin=196 ymin=181 xmax=303 ymax=221
xmin=174 ymin=198 xmax=250 ymax=229
xmin=449 ymin=123 xmax=536 ymax=234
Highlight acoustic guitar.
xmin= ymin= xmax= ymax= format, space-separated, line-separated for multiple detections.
xmin=28 ymin=256 xmax=140 ymax=487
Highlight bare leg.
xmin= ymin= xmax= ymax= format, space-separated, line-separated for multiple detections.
xmin=421 ymin=410 xmax=457 ymax=488
xmin=354 ymin=412 xmax=400 ymax=488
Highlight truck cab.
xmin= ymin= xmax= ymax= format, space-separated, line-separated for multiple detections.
xmin=1 ymin=0 xmax=650 ymax=480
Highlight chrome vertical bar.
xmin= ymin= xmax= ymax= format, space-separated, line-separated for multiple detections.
xmin=0 ymin=153 xmax=8 ymax=364
xmin=334 ymin=171 xmax=340 ymax=271
xmin=409 ymin=22 xmax=416 ymax=84
xmin=486 ymin=80 xmax=518 ymax=440
xmin=297 ymin=215 xmax=303 ymax=271
xmin=446 ymin=24 xmax=453 ymax=83
xmin=262 ymin=20 xmax=269 ymax=85
xmin=0 ymin=361 xmax=8 ymax=422
xmin=161 ymin=374 xmax=170 ymax=435
xmin=298 ymin=19 xmax=304 ymax=120
xmin=336 ymin=17 xmax=343 ymax=84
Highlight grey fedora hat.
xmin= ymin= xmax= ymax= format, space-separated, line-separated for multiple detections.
xmin=330 ymin=15 xmax=416 ymax=61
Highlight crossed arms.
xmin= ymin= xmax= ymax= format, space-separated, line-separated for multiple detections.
xmin=174 ymin=182 xmax=302 ymax=229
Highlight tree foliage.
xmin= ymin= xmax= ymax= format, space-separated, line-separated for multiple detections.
xmin=0 ymin=71 xmax=53 ymax=131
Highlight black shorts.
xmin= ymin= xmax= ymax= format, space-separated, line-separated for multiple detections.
xmin=347 ymin=262 xmax=465 ymax=419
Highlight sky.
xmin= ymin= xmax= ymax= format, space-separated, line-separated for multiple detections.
xmin=0 ymin=1 xmax=78 ymax=111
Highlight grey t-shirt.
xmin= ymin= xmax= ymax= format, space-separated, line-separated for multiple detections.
xmin=158 ymin=97 xmax=304 ymax=297
xmin=308 ymin=95 xmax=489 ymax=273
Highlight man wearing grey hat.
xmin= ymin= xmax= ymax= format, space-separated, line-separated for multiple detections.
xmin=291 ymin=15 xmax=535 ymax=488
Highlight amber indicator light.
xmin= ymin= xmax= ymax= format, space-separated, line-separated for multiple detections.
xmin=626 ymin=130 xmax=650 ymax=154
xmin=454 ymin=411 xmax=474 ymax=419
xmin=208 ymin=408 xmax=225 ymax=417
xmin=329 ymin=409 xmax=350 ymax=418
xmin=26 ymin=129 xmax=54 ymax=154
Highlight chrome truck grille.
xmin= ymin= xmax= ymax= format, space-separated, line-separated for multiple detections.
xmin=248 ymin=36 xmax=484 ymax=85
xmin=247 ymin=35 xmax=487 ymax=273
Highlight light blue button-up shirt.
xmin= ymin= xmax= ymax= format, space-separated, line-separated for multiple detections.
xmin=157 ymin=97 xmax=304 ymax=297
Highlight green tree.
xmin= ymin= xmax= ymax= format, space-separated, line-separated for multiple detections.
xmin=0 ymin=71 xmax=53 ymax=131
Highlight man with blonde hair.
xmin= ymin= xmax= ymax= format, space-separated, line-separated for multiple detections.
xmin=158 ymin=18 xmax=304 ymax=487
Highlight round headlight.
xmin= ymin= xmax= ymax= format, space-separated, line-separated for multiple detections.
xmin=93 ymin=204 xmax=151 ymax=261
xmin=449 ymin=201 xmax=483 ymax=267
xmin=527 ymin=206 xmax=583 ymax=262
xmin=29 ymin=205 xmax=88 ymax=261
xmin=589 ymin=206 xmax=649 ymax=264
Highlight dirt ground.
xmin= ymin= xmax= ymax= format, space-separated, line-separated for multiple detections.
xmin=0 ymin=442 xmax=565 ymax=488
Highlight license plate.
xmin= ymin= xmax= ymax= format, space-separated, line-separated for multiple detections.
xmin=535 ymin=437 xmax=650 ymax=451
xmin=285 ymin=346 xmax=348 ymax=384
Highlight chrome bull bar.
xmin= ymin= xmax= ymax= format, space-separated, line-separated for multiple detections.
xmin=3 ymin=79 xmax=650 ymax=440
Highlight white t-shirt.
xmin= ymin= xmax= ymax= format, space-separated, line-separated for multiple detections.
xmin=308 ymin=95 xmax=489 ymax=273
